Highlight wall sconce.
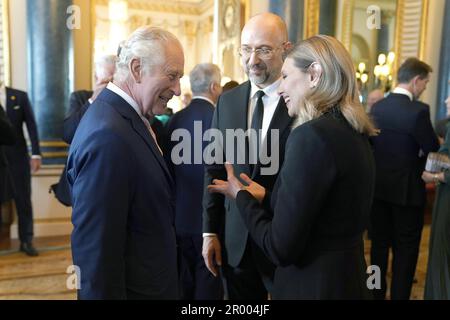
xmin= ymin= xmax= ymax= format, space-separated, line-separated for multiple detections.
xmin=374 ymin=51 xmax=395 ymax=92
xmin=356 ymin=63 xmax=368 ymax=83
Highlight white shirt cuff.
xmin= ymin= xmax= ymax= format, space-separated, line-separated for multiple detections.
xmin=202 ymin=233 xmax=218 ymax=238
xmin=31 ymin=155 xmax=42 ymax=160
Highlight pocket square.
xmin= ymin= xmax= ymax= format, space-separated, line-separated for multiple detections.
xmin=13 ymin=105 xmax=20 ymax=110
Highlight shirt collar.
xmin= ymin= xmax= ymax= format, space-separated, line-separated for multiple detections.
xmin=393 ymin=87 xmax=414 ymax=101
xmin=107 ymin=82 xmax=143 ymax=117
xmin=250 ymin=78 xmax=282 ymax=100
xmin=192 ymin=96 xmax=215 ymax=107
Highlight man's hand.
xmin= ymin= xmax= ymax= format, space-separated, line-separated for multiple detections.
xmin=208 ymin=163 xmax=244 ymax=199
xmin=202 ymin=236 xmax=222 ymax=277
xmin=30 ymin=158 xmax=41 ymax=174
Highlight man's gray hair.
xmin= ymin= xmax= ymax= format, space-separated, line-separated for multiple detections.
xmin=95 ymin=54 xmax=117 ymax=80
xmin=115 ymin=26 xmax=180 ymax=83
xmin=189 ymin=63 xmax=221 ymax=95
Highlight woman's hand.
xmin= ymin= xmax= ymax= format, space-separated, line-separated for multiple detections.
xmin=208 ymin=163 xmax=266 ymax=202
xmin=422 ymin=171 xmax=444 ymax=183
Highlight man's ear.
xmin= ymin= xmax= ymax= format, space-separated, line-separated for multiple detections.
xmin=130 ymin=58 xmax=142 ymax=83
xmin=310 ymin=63 xmax=322 ymax=88
xmin=282 ymin=41 xmax=293 ymax=60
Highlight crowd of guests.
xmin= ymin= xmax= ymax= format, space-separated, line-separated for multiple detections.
xmin=1 ymin=11 xmax=450 ymax=300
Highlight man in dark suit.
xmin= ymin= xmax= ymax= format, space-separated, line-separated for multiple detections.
xmin=51 ymin=55 xmax=117 ymax=207
xmin=0 ymin=106 xmax=16 ymax=214
xmin=1 ymin=83 xmax=41 ymax=256
xmin=63 ymin=55 xmax=117 ymax=144
xmin=202 ymin=13 xmax=293 ymax=299
xmin=370 ymin=57 xmax=440 ymax=300
xmin=166 ymin=63 xmax=223 ymax=299
xmin=67 ymin=26 xmax=184 ymax=299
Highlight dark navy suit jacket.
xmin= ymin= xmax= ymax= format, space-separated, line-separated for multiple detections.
xmin=166 ymin=98 xmax=214 ymax=236
xmin=63 ymin=90 xmax=93 ymax=144
xmin=370 ymin=93 xmax=440 ymax=206
xmin=67 ymin=88 xmax=178 ymax=299
xmin=4 ymin=87 xmax=41 ymax=162
xmin=0 ymin=106 xmax=15 ymax=202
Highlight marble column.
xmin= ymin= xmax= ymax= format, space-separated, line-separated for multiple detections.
xmin=269 ymin=0 xmax=304 ymax=43
xmin=319 ymin=0 xmax=337 ymax=36
xmin=436 ymin=0 xmax=450 ymax=121
xmin=27 ymin=0 xmax=73 ymax=164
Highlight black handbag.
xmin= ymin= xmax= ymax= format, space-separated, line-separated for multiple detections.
xmin=49 ymin=165 xmax=72 ymax=207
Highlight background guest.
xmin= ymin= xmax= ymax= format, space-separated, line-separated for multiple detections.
xmin=1 ymin=82 xmax=41 ymax=257
xmin=422 ymin=118 xmax=450 ymax=299
xmin=370 ymin=57 xmax=440 ymax=300
xmin=166 ymin=63 xmax=223 ymax=299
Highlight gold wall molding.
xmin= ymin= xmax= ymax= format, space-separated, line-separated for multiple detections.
xmin=394 ymin=0 xmax=428 ymax=73
xmin=41 ymin=152 xmax=68 ymax=159
xmin=1 ymin=0 xmax=10 ymax=86
xmin=40 ymin=141 xmax=69 ymax=148
xmin=95 ymin=0 xmax=214 ymax=15
xmin=303 ymin=0 xmax=320 ymax=39
xmin=340 ymin=0 xmax=354 ymax=51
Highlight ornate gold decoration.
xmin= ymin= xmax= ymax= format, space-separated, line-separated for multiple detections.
xmin=242 ymin=0 xmax=250 ymax=24
xmin=303 ymin=0 xmax=320 ymax=39
xmin=1 ymin=0 xmax=10 ymax=86
xmin=340 ymin=0 xmax=354 ymax=51
xmin=419 ymin=0 xmax=429 ymax=60
xmin=393 ymin=0 xmax=428 ymax=78
xmin=41 ymin=151 xmax=68 ymax=158
xmin=40 ymin=141 xmax=69 ymax=148
xmin=95 ymin=0 xmax=213 ymax=15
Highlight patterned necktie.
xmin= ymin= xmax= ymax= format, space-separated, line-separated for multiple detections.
xmin=142 ymin=117 xmax=163 ymax=155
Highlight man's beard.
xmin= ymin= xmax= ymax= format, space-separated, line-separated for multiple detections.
xmin=246 ymin=64 xmax=270 ymax=85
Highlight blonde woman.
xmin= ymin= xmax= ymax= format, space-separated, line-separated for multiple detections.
xmin=208 ymin=35 xmax=376 ymax=299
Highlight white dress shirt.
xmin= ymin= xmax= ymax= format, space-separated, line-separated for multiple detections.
xmin=203 ymin=79 xmax=283 ymax=238
xmin=392 ymin=87 xmax=414 ymax=101
xmin=248 ymin=78 xmax=282 ymax=145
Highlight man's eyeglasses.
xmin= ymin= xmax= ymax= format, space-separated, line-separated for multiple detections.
xmin=238 ymin=45 xmax=284 ymax=60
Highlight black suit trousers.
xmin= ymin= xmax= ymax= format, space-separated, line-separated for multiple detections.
xmin=10 ymin=156 xmax=33 ymax=243
xmin=177 ymin=234 xmax=223 ymax=300
xmin=222 ymin=237 xmax=274 ymax=300
xmin=370 ymin=199 xmax=424 ymax=300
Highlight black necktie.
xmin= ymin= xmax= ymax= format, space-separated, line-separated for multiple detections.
xmin=249 ymin=90 xmax=265 ymax=169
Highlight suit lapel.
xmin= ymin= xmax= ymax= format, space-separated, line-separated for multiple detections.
xmin=99 ymin=89 xmax=174 ymax=186
xmin=5 ymin=87 xmax=11 ymax=113
xmin=252 ymin=97 xmax=292 ymax=178
xmin=129 ymin=116 xmax=173 ymax=185
xmin=228 ymin=82 xmax=252 ymax=176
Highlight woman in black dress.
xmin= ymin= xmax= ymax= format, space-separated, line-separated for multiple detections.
xmin=209 ymin=35 xmax=377 ymax=299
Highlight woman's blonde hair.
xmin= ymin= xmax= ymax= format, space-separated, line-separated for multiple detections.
xmin=287 ymin=35 xmax=376 ymax=136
